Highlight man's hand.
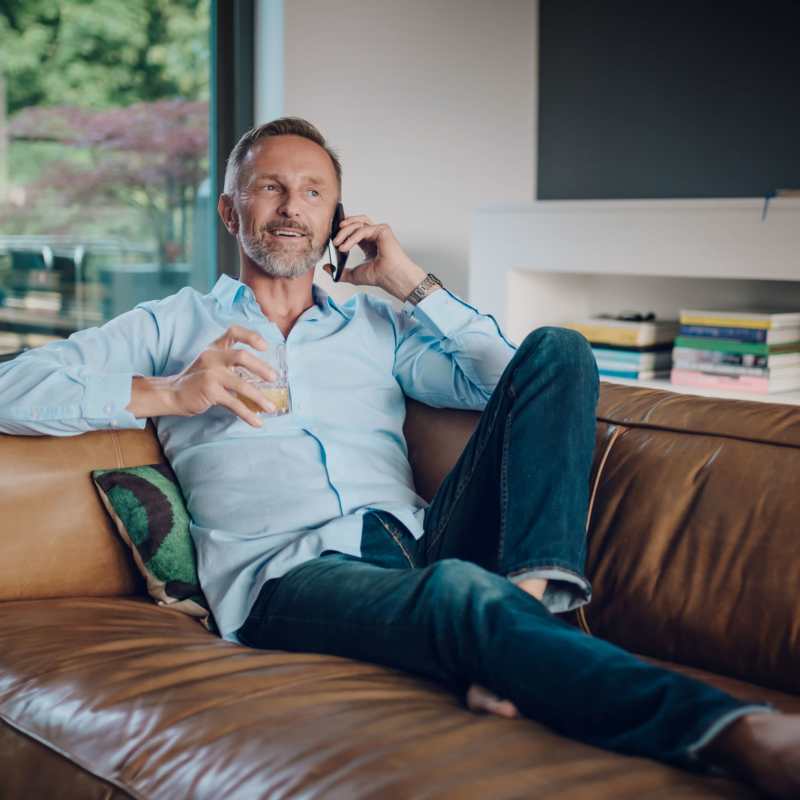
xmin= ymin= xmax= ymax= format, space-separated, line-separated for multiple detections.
xmin=128 ymin=326 xmax=278 ymax=428
xmin=323 ymin=214 xmax=430 ymax=302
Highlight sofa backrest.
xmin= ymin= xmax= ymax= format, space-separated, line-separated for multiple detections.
xmin=586 ymin=383 xmax=800 ymax=695
xmin=0 ymin=424 xmax=163 ymax=601
xmin=0 ymin=402 xmax=477 ymax=604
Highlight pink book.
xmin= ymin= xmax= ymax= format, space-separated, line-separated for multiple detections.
xmin=670 ymin=368 xmax=800 ymax=394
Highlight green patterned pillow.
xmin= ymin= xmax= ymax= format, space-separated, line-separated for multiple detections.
xmin=92 ymin=462 xmax=215 ymax=632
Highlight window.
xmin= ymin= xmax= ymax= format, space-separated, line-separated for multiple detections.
xmin=0 ymin=0 xmax=212 ymax=358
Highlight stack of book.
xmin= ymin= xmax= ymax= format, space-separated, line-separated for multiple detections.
xmin=563 ymin=317 xmax=679 ymax=380
xmin=671 ymin=309 xmax=800 ymax=394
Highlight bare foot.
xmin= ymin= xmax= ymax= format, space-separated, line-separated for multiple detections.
xmin=699 ymin=712 xmax=800 ymax=798
xmin=515 ymin=576 xmax=547 ymax=601
xmin=466 ymin=683 xmax=520 ymax=719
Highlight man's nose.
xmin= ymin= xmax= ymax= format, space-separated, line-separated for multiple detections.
xmin=277 ymin=190 xmax=303 ymax=217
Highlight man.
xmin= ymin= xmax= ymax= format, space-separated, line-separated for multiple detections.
xmin=0 ymin=117 xmax=797 ymax=797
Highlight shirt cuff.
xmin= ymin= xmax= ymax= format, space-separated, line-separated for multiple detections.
xmin=82 ymin=373 xmax=147 ymax=430
xmin=402 ymin=287 xmax=477 ymax=339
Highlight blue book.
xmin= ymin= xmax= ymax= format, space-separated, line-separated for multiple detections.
xmin=592 ymin=348 xmax=641 ymax=363
xmin=679 ymin=325 xmax=767 ymax=343
xmin=598 ymin=368 xmax=669 ymax=380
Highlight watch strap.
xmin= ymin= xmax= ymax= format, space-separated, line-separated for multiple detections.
xmin=405 ymin=273 xmax=443 ymax=305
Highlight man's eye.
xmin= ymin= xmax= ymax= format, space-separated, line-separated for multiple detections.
xmin=307 ymin=189 xmax=320 ymax=198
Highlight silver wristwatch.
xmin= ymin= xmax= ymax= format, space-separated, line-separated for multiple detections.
xmin=405 ymin=273 xmax=443 ymax=305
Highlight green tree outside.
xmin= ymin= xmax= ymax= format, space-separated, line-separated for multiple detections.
xmin=0 ymin=0 xmax=210 ymax=263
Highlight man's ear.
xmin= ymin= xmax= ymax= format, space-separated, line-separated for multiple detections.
xmin=217 ymin=194 xmax=239 ymax=236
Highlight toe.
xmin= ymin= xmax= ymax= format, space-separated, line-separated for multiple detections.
xmin=466 ymin=683 xmax=520 ymax=719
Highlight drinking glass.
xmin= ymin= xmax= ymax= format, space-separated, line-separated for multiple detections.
xmin=233 ymin=340 xmax=291 ymax=416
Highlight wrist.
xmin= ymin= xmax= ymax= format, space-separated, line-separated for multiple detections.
xmin=404 ymin=272 xmax=443 ymax=305
xmin=389 ymin=263 xmax=428 ymax=302
xmin=128 ymin=375 xmax=180 ymax=419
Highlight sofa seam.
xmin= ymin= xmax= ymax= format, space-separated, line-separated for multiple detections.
xmin=0 ymin=712 xmax=143 ymax=800
xmin=110 ymin=428 xmax=124 ymax=468
xmin=596 ymin=414 xmax=800 ymax=451
xmin=578 ymin=423 xmax=627 ymax=636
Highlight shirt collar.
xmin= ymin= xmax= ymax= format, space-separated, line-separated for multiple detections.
xmin=210 ymin=273 xmax=342 ymax=318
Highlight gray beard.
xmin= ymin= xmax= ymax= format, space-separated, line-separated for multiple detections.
xmin=240 ymin=229 xmax=325 ymax=278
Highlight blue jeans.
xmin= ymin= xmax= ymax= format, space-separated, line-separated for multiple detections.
xmin=238 ymin=328 xmax=766 ymax=769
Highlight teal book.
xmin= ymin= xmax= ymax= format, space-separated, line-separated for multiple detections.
xmin=673 ymin=337 xmax=800 ymax=356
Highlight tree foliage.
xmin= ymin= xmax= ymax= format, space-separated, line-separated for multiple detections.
xmin=0 ymin=0 xmax=209 ymax=113
xmin=8 ymin=100 xmax=208 ymax=259
xmin=0 ymin=0 xmax=210 ymax=263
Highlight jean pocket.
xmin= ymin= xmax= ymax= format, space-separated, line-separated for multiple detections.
xmin=360 ymin=510 xmax=416 ymax=569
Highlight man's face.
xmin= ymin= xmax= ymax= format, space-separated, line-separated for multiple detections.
xmin=233 ymin=134 xmax=339 ymax=278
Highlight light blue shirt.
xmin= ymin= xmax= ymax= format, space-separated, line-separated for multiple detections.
xmin=0 ymin=275 xmax=522 ymax=640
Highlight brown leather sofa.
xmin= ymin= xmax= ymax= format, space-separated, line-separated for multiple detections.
xmin=1 ymin=382 xmax=798 ymax=799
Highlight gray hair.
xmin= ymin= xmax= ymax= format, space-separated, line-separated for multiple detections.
xmin=223 ymin=116 xmax=342 ymax=197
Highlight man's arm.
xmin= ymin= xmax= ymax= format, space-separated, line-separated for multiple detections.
xmin=0 ymin=301 xmax=282 ymax=436
xmin=321 ymin=212 xmax=517 ymax=410
xmin=0 ymin=306 xmax=164 ymax=436
xmin=392 ymin=287 xmax=517 ymax=410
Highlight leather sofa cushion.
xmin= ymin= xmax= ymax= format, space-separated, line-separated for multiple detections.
xmin=1 ymin=596 xmax=793 ymax=800
xmin=0 ymin=426 xmax=163 ymax=601
xmin=586 ymin=384 xmax=800 ymax=694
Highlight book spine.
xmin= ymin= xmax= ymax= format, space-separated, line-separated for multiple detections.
xmin=591 ymin=348 xmax=642 ymax=363
xmin=566 ymin=325 xmax=643 ymax=346
xmin=679 ymin=314 xmax=771 ymax=330
xmin=671 ymin=347 xmax=767 ymax=368
xmin=593 ymin=351 xmax=671 ymax=368
xmin=671 ymin=361 xmax=771 ymax=377
xmin=670 ymin=368 xmax=769 ymax=392
xmin=678 ymin=325 xmax=766 ymax=343
xmin=598 ymin=369 xmax=643 ymax=379
xmin=673 ymin=337 xmax=769 ymax=355
xmin=598 ymin=368 xmax=669 ymax=379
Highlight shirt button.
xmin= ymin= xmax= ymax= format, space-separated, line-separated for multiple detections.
xmin=103 ymin=403 xmax=113 ymax=415
xmin=30 ymin=409 xmax=40 ymax=420
xmin=110 ymin=420 xmax=119 ymax=428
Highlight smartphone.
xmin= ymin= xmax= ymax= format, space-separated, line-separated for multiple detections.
xmin=330 ymin=202 xmax=349 ymax=282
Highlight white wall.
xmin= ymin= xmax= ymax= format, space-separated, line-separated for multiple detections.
xmin=270 ymin=0 xmax=537 ymax=303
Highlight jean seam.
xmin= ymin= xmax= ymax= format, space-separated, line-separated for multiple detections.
xmin=497 ymin=381 xmax=517 ymax=565
xmin=374 ymin=513 xmax=416 ymax=567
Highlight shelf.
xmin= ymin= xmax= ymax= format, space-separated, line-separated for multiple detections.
xmin=469 ymin=198 xmax=800 ymax=331
xmin=600 ymin=375 xmax=800 ymax=406
xmin=468 ymin=198 xmax=800 ymax=407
